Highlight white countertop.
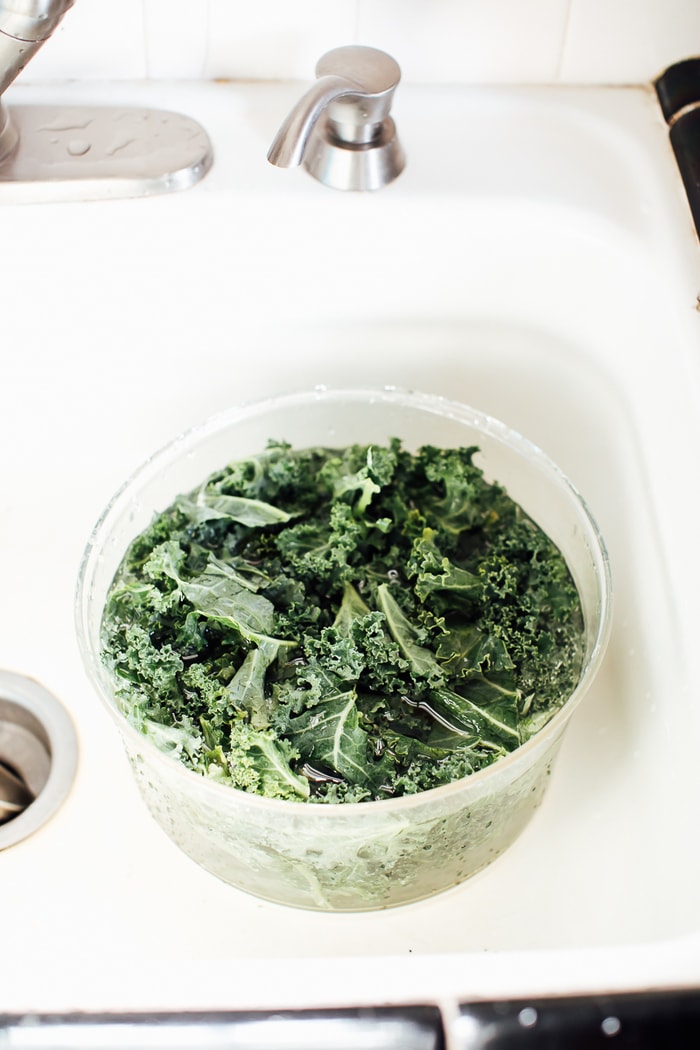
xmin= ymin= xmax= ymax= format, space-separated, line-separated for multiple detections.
xmin=2 ymin=76 xmax=700 ymax=1013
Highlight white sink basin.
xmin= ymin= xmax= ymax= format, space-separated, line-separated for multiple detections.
xmin=2 ymin=77 xmax=700 ymax=1008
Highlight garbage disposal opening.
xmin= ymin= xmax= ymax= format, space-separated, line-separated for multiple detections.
xmin=0 ymin=671 xmax=78 ymax=849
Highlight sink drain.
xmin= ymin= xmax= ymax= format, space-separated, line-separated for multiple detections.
xmin=0 ymin=671 xmax=78 ymax=849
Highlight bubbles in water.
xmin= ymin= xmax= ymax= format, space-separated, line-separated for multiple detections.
xmin=517 ymin=1008 xmax=538 ymax=1028
xmin=601 ymin=1016 xmax=621 ymax=1037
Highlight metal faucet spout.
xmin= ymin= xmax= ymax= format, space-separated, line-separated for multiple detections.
xmin=0 ymin=0 xmax=74 ymax=100
xmin=0 ymin=0 xmax=74 ymax=161
xmin=267 ymin=74 xmax=363 ymax=168
xmin=0 ymin=0 xmax=214 ymax=202
xmin=0 ymin=0 xmax=75 ymax=41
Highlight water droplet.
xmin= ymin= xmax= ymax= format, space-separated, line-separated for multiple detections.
xmin=601 ymin=1016 xmax=621 ymax=1037
xmin=518 ymin=1008 xmax=538 ymax=1028
xmin=67 ymin=138 xmax=91 ymax=157
xmin=105 ymin=137 xmax=136 ymax=157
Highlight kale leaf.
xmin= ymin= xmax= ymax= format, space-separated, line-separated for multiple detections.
xmin=101 ymin=440 xmax=584 ymax=802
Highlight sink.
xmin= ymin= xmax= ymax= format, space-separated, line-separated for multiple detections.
xmin=2 ymin=76 xmax=700 ymax=1007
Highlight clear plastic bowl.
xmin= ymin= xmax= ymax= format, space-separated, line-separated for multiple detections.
xmin=75 ymin=387 xmax=612 ymax=911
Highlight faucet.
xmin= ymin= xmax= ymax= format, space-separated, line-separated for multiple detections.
xmin=0 ymin=0 xmax=213 ymax=203
xmin=0 ymin=0 xmax=74 ymax=161
xmin=267 ymin=45 xmax=405 ymax=191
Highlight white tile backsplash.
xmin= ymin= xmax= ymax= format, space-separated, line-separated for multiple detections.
xmin=144 ymin=0 xmax=209 ymax=79
xmin=15 ymin=0 xmax=700 ymax=87
xmin=26 ymin=0 xmax=147 ymax=81
xmin=356 ymin=0 xmax=571 ymax=84
xmin=560 ymin=0 xmax=657 ymax=84
xmin=560 ymin=0 xmax=700 ymax=84
xmin=204 ymin=0 xmax=357 ymax=81
xmin=648 ymin=0 xmax=700 ymax=79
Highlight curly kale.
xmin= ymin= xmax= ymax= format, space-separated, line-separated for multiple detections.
xmin=101 ymin=440 xmax=584 ymax=803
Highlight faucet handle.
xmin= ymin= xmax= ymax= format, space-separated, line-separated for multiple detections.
xmin=267 ymin=45 xmax=405 ymax=191
xmin=316 ymin=46 xmax=400 ymax=129
xmin=316 ymin=45 xmax=400 ymax=92
xmin=316 ymin=46 xmax=401 ymax=148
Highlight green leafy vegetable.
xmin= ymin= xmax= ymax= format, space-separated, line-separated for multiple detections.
xmin=101 ymin=440 xmax=584 ymax=803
